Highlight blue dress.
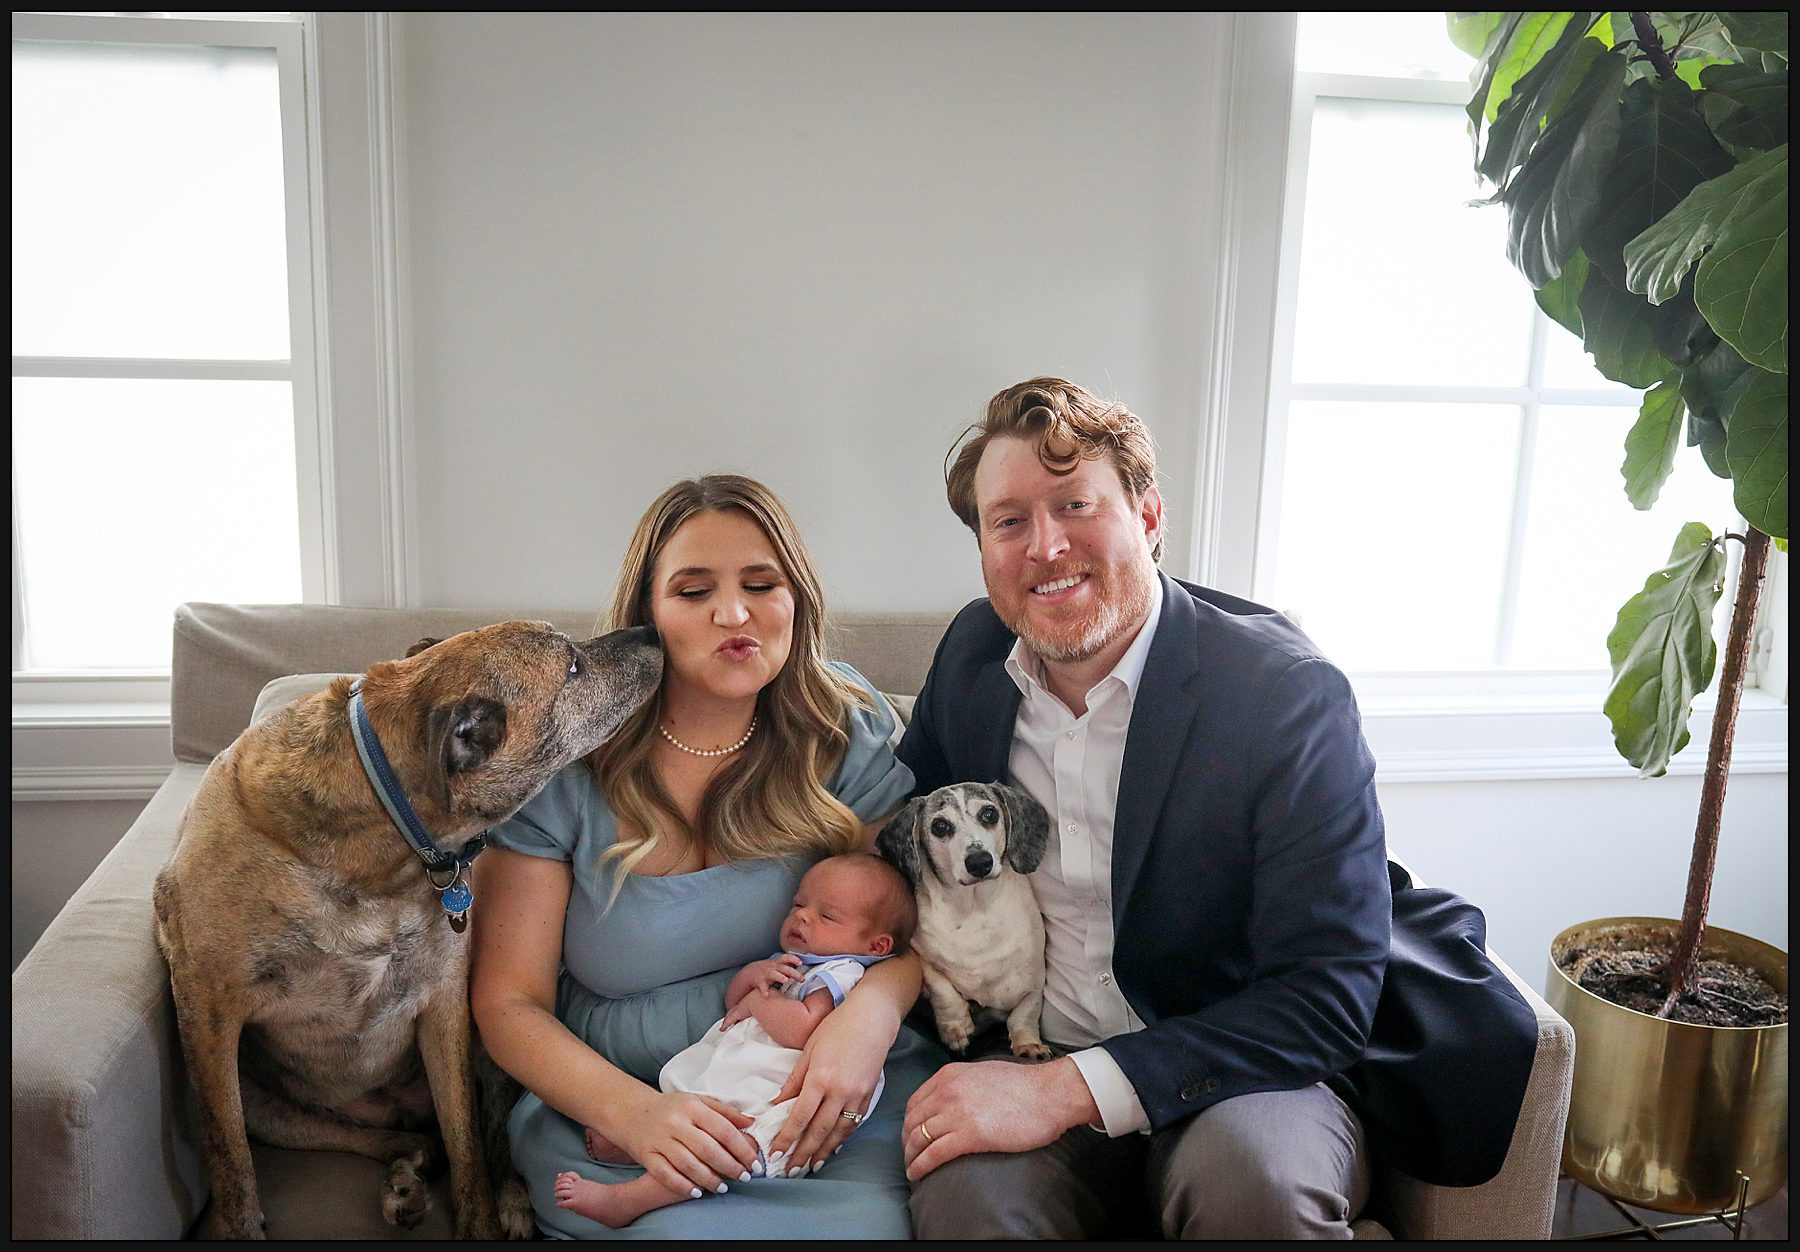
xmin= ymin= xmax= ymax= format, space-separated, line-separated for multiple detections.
xmin=487 ymin=666 xmax=942 ymax=1239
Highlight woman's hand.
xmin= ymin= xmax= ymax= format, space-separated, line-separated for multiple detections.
xmin=607 ymin=1086 xmax=760 ymax=1198
xmin=767 ymin=992 xmax=897 ymax=1173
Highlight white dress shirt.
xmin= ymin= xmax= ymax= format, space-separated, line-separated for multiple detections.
xmin=1003 ymin=590 xmax=1163 ymax=1137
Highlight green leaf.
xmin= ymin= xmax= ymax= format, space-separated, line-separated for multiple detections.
xmin=1650 ymin=281 xmax=1719 ymax=367
xmin=1536 ymin=248 xmax=1589 ymax=336
xmin=1486 ymin=13 xmax=1580 ymax=125
xmin=1579 ymin=261 xmax=1676 ymax=386
xmin=1479 ymin=19 xmax=1601 ymax=194
xmin=1692 ymin=160 xmax=1788 ymax=372
xmin=1680 ymin=336 xmax=1758 ymax=455
xmin=1466 ymin=13 xmax=1528 ymax=140
xmin=1604 ymin=522 xmax=1725 ymax=777
xmin=1503 ymin=46 xmax=1628 ymax=286
xmin=1698 ymin=65 xmax=1788 ymax=153
xmin=1622 ymin=379 xmax=1686 ymax=509
xmin=1447 ymin=12 xmax=1507 ymax=58
xmin=1719 ymin=12 xmax=1789 ymax=55
xmin=1727 ymin=370 xmax=1789 ymax=539
xmin=1581 ymin=76 xmax=1734 ymax=279
xmin=1689 ymin=408 xmax=1733 ymax=476
xmin=1623 ymin=145 xmax=1786 ymax=303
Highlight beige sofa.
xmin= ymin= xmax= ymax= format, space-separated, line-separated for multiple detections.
xmin=12 ymin=602 xmax=1574 ymax=1239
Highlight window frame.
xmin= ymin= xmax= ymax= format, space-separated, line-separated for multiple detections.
xmin=1218 ymin=20 xmax=1786 ymax=780
xmin=11 ymin=11 xmax=328 ymax=695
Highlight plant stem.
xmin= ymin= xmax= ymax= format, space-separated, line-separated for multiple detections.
xmin=1628 ymin=12 xmax=1679 ymax=81
xmin=1660 ymin=526 xmax=1771 ymax=1014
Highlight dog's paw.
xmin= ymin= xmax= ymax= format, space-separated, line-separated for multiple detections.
xmin=1011 ymin=1039 xmax=1055 ymax=1063
xmin=498 ymin=1173 xmax=536 ymax=1239
xmin=383 ymin=1149 xmax=435 ymax=1230
xmin=936 ymin=1016 xmax=975 ymax=1053
xmin=196 ymin=1205 xmax=267 ymax=1241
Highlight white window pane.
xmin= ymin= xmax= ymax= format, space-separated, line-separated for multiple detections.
xmin=13 ymin=377 xmax=301 ymax=670
xmin=1291 ymin=97 xmax=1535 ymax=388
xmin=1296 ymin=13 xmax=1472 ymax=80
xmin=1271 ymin=400 xmax=1520 ymax=670
xmin=1510 ymin=405 xmax=1739 ymax=670
xmin=11 ymin=39 xmax=290 ymax=360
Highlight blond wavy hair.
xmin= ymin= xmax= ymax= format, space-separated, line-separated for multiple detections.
xmin=591 ymin=475 xmax=871 ymax=893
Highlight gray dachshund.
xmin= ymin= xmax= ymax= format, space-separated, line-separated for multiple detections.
xmin=876 ymin=782 xmax=1052 ymax=1059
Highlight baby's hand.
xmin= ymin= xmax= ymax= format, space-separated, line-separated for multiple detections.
xmin=749 ymin=953 xmax=804 ymax=995
xmin=720 ymin=997 xmax=756 ymax=1031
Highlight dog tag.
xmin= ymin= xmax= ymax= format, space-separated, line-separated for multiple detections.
xmin=441 ymin=879 xmax=473 ymax=932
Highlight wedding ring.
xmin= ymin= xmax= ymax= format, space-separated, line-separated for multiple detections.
xmin=840 ymin=1109 xmax=862 ymax=1122
xmin=919 ymin=1120 xmax=934 ymax=1144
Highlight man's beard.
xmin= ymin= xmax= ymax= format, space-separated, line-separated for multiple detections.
xmin=995 ymin=559 xmax=1157 ymax=665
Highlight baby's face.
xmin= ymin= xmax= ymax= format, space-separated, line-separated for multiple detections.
xmin=780 ymin=861 xmax=889 ymax=957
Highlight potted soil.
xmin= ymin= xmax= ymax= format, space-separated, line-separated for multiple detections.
xmin=1454 ymin=10 xmax=1788 ymax=1214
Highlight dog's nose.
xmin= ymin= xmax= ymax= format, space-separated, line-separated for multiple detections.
xmin=965 ymin=849 xmax=994 ymax=879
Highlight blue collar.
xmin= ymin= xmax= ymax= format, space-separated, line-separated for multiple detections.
xmin=348 ymin=676 xmax=484 ymax=931
xmin=776 ymin=951 xmax=890 ymax=968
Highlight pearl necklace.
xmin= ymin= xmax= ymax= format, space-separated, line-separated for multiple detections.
xmin=659 ymin=717 xmax=758 ymax=758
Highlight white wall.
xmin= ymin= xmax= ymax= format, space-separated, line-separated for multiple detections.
xmin=392 ymin=12 xmax=1226 ymax=615
xmin=1382 ymin=773 xmax=1788 ymax=985
xmin=12 ymin=13 xmax=1786 ymax=986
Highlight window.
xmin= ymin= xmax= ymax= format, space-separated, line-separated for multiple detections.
xmin=1259 ymin=13 xmax=1743 ymax=681
xmin=11 ymin=12 xmax=321 ymax=675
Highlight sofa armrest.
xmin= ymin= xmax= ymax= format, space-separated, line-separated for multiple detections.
xmin=1376 ymin=949 xmax=1575 ymax=1239
xmin=11 ymin=765 xmax=211 ymax=1240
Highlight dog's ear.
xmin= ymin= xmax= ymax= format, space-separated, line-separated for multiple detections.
xmin=994 ymin=782 xmax=1049 ymax=874
xmin=875 ymin=796 xmax=927 ymax=889
xmin=429 ymin=697 xmax=508 ymax=803
xmin=404 ymin=636 xmax=443 ymax=659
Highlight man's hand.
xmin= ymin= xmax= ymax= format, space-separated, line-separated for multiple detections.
xmin=902 ymin=1057 xmax=1099 ymax=1181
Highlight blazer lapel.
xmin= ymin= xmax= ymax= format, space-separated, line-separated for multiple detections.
xmin=968 ymin=659 xmax=1023 ymax=784
xmin=1113 ymin=574 xmax=1203 ymax=926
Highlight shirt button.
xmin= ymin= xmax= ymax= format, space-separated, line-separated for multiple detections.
xmin=1066 ymin=730 xmax=1077 ymax=740
xmin=1098 ymin=973 xmax=1112 ymax=985
xmin=1066 ymin=823 xmax=1079 ymax=835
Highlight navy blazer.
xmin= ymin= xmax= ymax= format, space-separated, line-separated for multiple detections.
xmin=898 ymin=572 xmax=1393 ymax=1129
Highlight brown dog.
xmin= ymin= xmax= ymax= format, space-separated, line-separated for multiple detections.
xmin=153 ymin=620 xmax=661 ymax=1239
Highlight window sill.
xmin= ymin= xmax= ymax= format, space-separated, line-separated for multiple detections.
xmin=13 ymin=673 xmax=174 ymax=801
xmin=1361 ymin=689 xmax=1788 ymax=782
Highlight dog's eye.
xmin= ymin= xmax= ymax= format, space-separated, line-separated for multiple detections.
xmin=929 ymin=817 xmax=953 ymax=838
xmin=568 ymin=654 xmax=581 ymax=677
xmin=978 ymin=805 xmax=999 ymax=826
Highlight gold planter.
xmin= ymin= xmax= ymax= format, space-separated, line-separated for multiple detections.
xmin=1547 ymin=918 xmax=1787 ymax=1214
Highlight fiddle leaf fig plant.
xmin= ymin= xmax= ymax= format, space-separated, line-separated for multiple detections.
xmin=1453 ymin=11 xmax=1787 ymax=1011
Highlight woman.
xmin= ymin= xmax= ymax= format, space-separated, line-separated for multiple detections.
xmin=471 ymin=475 xmax=938 ymax=1239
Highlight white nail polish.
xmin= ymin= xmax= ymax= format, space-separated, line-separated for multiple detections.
xmin=716 ymin=1183 xmax=730 ymax=1194
xmin=689 ymin=1187 xmax=703 ymax=1199
xmin=811 ymin=1160 xmax=824 ymax=1173
xmin=739 ymin=1170 xmax=752 ymax=1182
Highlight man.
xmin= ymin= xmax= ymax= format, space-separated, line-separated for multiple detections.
xmin=895 ymin=376 xmax=1392 ymax=1238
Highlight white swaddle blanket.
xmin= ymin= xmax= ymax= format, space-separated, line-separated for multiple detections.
xmin=659 ymin=952 xmax=889 ymax=1178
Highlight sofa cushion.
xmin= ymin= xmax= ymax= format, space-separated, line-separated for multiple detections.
xmin=252 ymin=673 xmax=351 ymax=724
xmin=174 ymin=603 xmax=953 ymax=765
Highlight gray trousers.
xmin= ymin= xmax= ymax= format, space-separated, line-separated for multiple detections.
xmin=909 ymin=1077 xmax=1372 ymax=1240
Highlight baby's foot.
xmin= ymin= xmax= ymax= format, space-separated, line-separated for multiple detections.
xmin=553 ymin=1171 xmax=584 ymax=1209
xmin=583 ymin=1125 xmax=634 ymax=1165
xmin=553 ymin=1169 xmax=665 ymax=1229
